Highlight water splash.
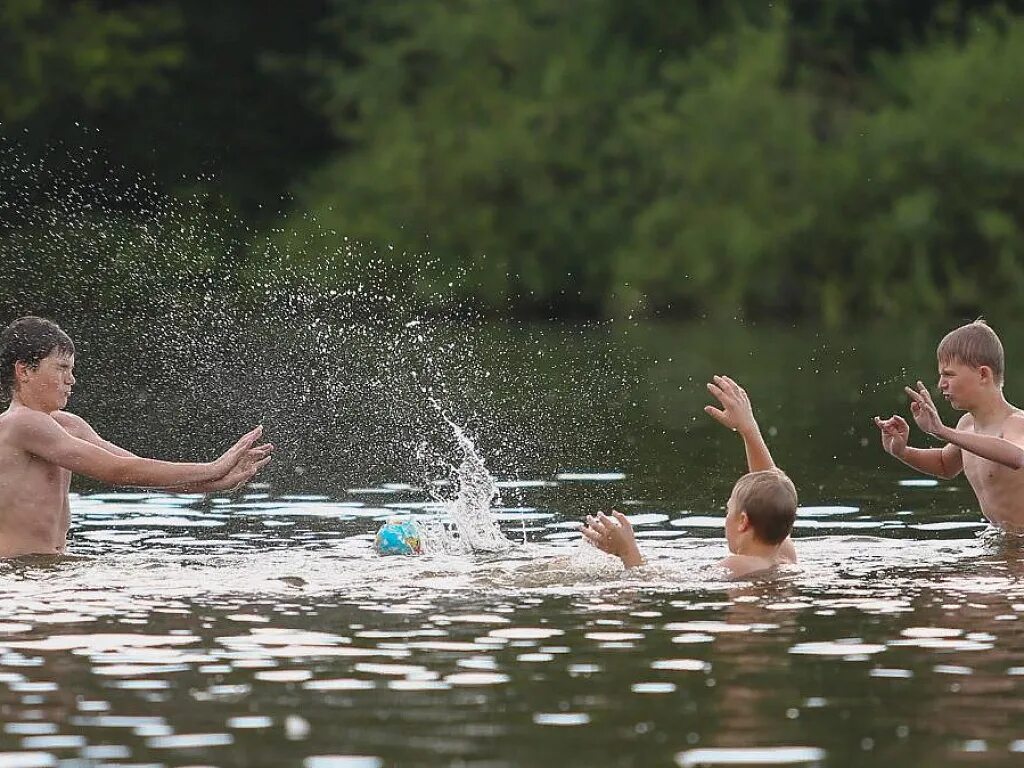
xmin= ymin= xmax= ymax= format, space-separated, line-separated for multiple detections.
xmin=422 ymin=403 xmax=512 ymax=554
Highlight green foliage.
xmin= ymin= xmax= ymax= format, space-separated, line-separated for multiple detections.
xmin=0 ymin=0 xmax=182 ymax=120
xmin=292 ymin=0 xmax=1024 ymax=323
xmin=6 ymin=0 xmax=1024 ymax=324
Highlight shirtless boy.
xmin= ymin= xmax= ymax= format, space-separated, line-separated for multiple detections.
xmin=582 ymin=376 xmax=798 ymax=578
xmin=0 ymin=316 xmax=274 ymax=557
xmin=876 ymin=319 xmax=1024 ymax=530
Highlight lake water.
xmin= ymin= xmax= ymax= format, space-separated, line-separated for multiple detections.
xmin=2 ymin=318 xmax=1024 ymax=768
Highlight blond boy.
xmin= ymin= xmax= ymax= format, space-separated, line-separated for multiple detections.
xmin=876 ymin=320 xmax=1024 ymax=529
xmin=582 ymin=376 xmax=798 ymax=578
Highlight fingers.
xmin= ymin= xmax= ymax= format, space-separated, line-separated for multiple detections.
xmin=893 ymin=415 xmax=909 ymax=430
xmin=230 ymin=426 xmax=264 ymax=454
xmin=584 ymin=514 xmax=608 ymax=536
xmin=585 ymin=512 xmax=623 ymax=536
xmin=706 ymin=382 xmax=726 ymax=405
xmin=916 ymin=381 xmax=937 ymax=406
xmin=904 ymin=384 xmax=936 ymax=412
xmin=581 ymin=526 xmax=602 ymax=547
xmin=595 ymin=511 xmax=616 ymax=534
xmin=704 ymin=405 xmax=728 ymax=425
xmin=709 ymin=375 xmax=738 ymax=399
xmin=612 ymin=510 xmax=633 ymax=530
xmin=720 ymin=375 xmax=747 ymax=398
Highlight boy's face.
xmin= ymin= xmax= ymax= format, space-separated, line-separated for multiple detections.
xmin=17 ymin=351 xmax=75 ymax=411
xmin=937 ymin=358 xmax=986 ymax=411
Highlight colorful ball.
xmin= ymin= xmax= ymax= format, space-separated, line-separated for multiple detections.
xmin=374 ymin=519 xmax=423 ymax=556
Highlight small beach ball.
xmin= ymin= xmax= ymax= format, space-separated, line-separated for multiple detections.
xmin=374 ymin=519 xmax=423 ymax=556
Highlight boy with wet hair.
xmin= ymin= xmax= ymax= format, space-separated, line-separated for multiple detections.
xmin=0 ymin=316 xmax=274 ymax=557
xmin=876 ymin=319 xmax=1024 ymax=529
xmin=582 ymin=376 xmax=798 ymax=578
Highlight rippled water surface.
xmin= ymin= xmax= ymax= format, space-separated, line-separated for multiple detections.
xmin=3 ymin=321 xmax=1024 ymax=767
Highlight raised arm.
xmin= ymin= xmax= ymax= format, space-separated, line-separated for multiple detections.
xmin=873 ymin=413 xmax=963 ymax=479
xmin=15 ymin=411 xmax=259 ymax=487
xmin=904 ymin=381 xmax=1023 ymax=469
xmin=704 ymin=375 xmax=774 ymax=472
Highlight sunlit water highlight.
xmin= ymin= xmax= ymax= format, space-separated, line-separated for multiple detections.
xmin=1 ymin=472 xmax=1023 ymax=767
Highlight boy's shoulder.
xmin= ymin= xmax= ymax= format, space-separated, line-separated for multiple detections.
xmin=718 ymin=553 xmax=774 ymax=578
xmin=956 ymin=412 xmax=975 ymax=430
xmin=50 ymin=410 xmax=87 ymax=432
xmin=0 ymin=407 xmax=58 ymax=447
xmin=1002 ymin=409 xmax=1024 ymax=436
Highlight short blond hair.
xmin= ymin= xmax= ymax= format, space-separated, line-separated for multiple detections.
xmin=937 ymin=319 xmax=1004 ymax=383
xmin=732 ymin=469 xmax=797 ymax=545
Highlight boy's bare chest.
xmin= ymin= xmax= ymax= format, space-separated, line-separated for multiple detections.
xmin=962 ymin=439 xmax=1024 ymax=500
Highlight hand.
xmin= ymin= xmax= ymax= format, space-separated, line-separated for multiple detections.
xmin=211 ymin=426 xmax=264 ymax=478
xmin=705 ymin=375 xmax=758 ymax=435
xmin=581 ymin=510 xmax=643 ymax=568
xmin=211 ymin=442 xmax=274 ymax=491
xmin=873 ymin=414 xmax=909 ymax=457
xmin=904 ymin=381 xmax=945 ymax=437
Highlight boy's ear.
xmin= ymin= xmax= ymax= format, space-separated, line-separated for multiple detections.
xmin=13 ymin=360 xmax=30 ymax=383
xmin=737 ymin=510 xmax=751 ymax=532
xmin=978 ymin=365 xmax=994 ymax=384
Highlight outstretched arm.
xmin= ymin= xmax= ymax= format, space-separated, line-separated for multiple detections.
xmin=16 ymin=411 xmax=260 ymax=488
xmin=704 ymin=375 xmax=774 ymax=472
xmin=53 ymin=413 xmax=273 ymax=492
xmin=905 ymin=382 xmax=1024 ymax=470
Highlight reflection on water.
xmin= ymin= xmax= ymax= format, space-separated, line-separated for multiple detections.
xmin=1 ymin=471 xmax=1023 ymax=767
xmin=1 ymin=313 xmax=1023 ymax=766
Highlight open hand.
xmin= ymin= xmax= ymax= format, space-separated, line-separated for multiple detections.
xmin=212 ymin=426 xmax=263 ymax=478
xmin=213 ymin=442 xmax=274 ymax=492
xmin=904 ymin=381 xmax=945 ymax=437
xmin=873 ymin=414 xmax=909 ymax=457
xmin=705 ymin=375 xmax=757 ymax=434
xmin=581 ymin=510 xmax=643 ymax=567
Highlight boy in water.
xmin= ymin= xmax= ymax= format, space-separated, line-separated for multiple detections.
xmin=582 ymin=375 xmax=798 ymax=578
xmin=875 ymin=319 xmax=1024 ymax=530
xmin=0 ymin=316 xmax=274 ymax=557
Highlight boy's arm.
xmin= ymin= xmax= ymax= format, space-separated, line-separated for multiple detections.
xmin=874 ymin=414 xmax=963 ymax=479
xmin=582 ymin=511 xmax=644 ymax=568
xmin=15 ymin=411 xmax=258 ymax=487
xmin=706 ymin=376 xmax=798 ymax=558
xmin=737 ymin=422 xmax=773 ymax=472
xmin=905 ymin=382 xmax=1023 ymax=469
xmin=704 ymin=375 xmax=774 ymax=471
xmin=52 ymin=412 xmax=273 ymax=492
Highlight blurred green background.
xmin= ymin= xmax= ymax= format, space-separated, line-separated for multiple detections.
xmin=4 ymin=0 xmax=1024 ymax=324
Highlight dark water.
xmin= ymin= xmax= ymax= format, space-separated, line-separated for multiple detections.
xmin=2 ymin=319 xmax=1024 ymax=768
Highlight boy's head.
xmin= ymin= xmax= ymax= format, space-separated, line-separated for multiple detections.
xmin=725 ymin=469 xmax=797 ymax=552
xmin=936 ymin=319 xmax=1004 ymax=409
xmin=0 ymin=316 xmax=76 ymax=408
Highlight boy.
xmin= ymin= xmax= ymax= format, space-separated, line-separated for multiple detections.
xmin=582 ymin=375 xmax=798 ymax=578
xmin=0 ymin=316 xmax=274 ymax=557
xmin=875 ymin=319 xmax=1024 ymax=530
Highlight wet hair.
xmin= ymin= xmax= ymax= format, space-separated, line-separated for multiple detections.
xmin=937 ymin=319 xmax=1004 ymax=383
xmin=0 ymin=316 xmax=75 ymax=397
xmin=732 ymin=469 xmax=798 ymax=545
